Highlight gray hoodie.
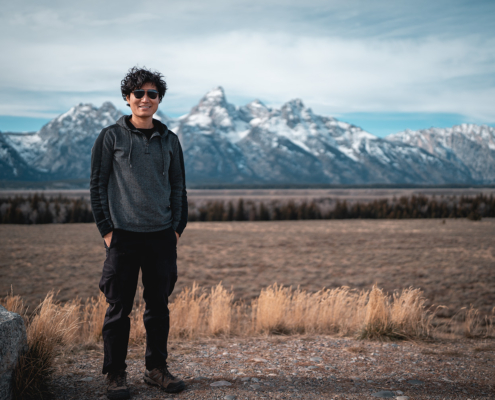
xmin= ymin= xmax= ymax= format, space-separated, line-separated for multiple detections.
xmin=90 ymin=115 xmax=187 ymax=238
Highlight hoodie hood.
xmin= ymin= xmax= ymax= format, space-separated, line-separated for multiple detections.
xmin=115 ymin=115 xmax=170 ymax=172
xmin=116 ymin=115 xmax=169 ymax=136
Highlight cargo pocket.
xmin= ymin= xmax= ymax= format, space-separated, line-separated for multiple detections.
xmin=167 ymin=273 xmax=178 ymax=297
xmin=99 ymin=257 xmax=120 ymax=303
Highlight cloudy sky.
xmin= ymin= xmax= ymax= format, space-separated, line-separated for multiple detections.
xmin=1 ymin=0 xmax=494 ymax=136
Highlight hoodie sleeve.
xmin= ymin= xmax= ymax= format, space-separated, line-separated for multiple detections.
xmin=169 ymin=135 xmax=188 ymax=235
xmin=90 ymin=128 xmax=114 ymax=237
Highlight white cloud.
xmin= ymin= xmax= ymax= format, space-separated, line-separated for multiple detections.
xmin=0 ymin=0 xmax=494 ymax=122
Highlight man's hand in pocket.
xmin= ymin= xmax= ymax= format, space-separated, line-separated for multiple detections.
xmin=104 ymin=231 xmax=113 ymax=247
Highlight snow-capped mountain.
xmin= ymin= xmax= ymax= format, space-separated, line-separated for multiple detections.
xmin=387 ymin=124 xmax=495 ymax=183
xmin=0 ymin=86 xmax=490 ymax=185
xmin=0 ymin=103 xmax=175 ymax=181
xmin=176 ymin=87 xmax=472 ymax=184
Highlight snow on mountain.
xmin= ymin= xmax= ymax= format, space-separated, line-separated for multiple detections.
xmin=0 ymin=133 xmax=46 ymax=180
xmin=0 ymin=87 xmax=490 ymax=185
xmin=232 ymin=96 xmax=471 ymax=184
xmin=388 ymin=124 xmax=495 ymax=183
xmin=179 ymin=87 xmax=252 ymax=143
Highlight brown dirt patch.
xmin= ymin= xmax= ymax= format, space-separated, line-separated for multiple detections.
xmin=1 ymin=219 xmax=494 ymax=317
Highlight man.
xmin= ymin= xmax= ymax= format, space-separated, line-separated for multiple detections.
xmin=90 ymin=66 xmax=187 ymax=400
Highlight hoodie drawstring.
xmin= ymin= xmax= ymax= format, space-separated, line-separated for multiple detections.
xmin=161 ymin=138 xmax=165 ymax=176
xmin=128 ymin=131 xmax=133 ymax=168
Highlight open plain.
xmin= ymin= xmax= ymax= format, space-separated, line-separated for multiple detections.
xmin=2 ymin=219 xmax=495 ymax=399
xmin=1 ymin=219 xmax=494 ymax=317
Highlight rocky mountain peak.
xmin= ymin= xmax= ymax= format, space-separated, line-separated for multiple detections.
xmin=280 ymin=99 xmax=307 ymax=128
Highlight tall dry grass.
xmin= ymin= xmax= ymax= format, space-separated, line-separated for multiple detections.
xmin=4 ymin=291 xmax=79 ymax=400
xmin=358 ymin=285 xmax=434 ymax=340
xmin=3 ymin=282 xmax=494 ymax=398
xmin=5 ymin=283 xmax=493 ymax=347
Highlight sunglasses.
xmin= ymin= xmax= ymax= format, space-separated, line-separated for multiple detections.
xmin=132 ymin=89 xmax=159 ymax=100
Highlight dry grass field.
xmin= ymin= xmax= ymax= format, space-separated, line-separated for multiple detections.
xmin=1 ymin=219 xmax=494 ymax=318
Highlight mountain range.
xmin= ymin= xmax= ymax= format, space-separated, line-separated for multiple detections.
xmin=1 ymin=87 xmax=494 ymax=186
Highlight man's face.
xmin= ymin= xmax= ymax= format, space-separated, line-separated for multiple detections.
xmin=126 ymin=82 xmax=159 ymax=118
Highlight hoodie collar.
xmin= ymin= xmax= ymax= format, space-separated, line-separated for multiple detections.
xmin=116 ymin=115 xmax=168 ymax=136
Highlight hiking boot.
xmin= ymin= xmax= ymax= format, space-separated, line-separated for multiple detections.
xmin=106 ymin=369 xmax=130 ymax=400
xmin=144 ymin=365 xmax=186 ymax=393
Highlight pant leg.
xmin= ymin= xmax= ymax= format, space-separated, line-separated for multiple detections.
xmin=99 ymin=229 xmax=141 ymax=374
xmin=141 ymin=227 xmax=178 ymax=370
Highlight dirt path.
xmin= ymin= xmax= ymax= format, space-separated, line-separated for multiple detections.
xmin=52 ymin=336 xmax=494 ymax=400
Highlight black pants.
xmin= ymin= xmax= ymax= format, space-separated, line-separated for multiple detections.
xmin=99 ymin=227 xmax=178 ymax=374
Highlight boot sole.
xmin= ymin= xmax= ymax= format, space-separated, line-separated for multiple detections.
xmin=144 ymin=375 xmax=186 ymax=393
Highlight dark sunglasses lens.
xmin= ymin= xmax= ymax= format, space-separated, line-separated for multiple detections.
xmin=147 ymin=90 xmax=158 ymax=99
xmin=133 ymin=90 xmax=145 ymax=99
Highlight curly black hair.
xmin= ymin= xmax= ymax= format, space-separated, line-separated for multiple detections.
xmin=121 ymin=66 xmax=167 ymax=106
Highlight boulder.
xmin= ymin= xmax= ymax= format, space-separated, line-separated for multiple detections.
xmin=0 ymin=305 xmax=28 ymax=400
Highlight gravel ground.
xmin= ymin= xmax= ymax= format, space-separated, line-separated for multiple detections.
xmin=52 ymin=336 xmax=495 ymax=400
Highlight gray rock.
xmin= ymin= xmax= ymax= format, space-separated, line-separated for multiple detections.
xmin=407 ymin=379 xmax=424 ymax=385
xmin=250 ymin=384 xmax=261 ymax=390
xmin=310 ymin=357 xmax=323 ymax=362
xmin=396 ymin=397 xmax=409 ymax=400
xmin=371 ymin=390 xmax=396 ymax=398
xmin=224 ymin=396 xmax=236 ymax=400
xmin=210 ymin=380 xmax=232 ymax=387
xmin=79 ymin=377 xmax=93 ymax=382
xmin=241 ymin=377 xmax=251 ymax=382
xmin=251 ymin=377 xmax=260 ymax=382
xmin=0 ymin=305 xmax=28 ymax=400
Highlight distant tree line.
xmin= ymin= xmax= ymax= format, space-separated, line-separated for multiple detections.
xmin=0 ymin=193 xmax=491 ymax=224
xmin=188 ymin=194 xmax=489 ymax=222
xmin=0 ymin=194 xmax=94 ymax=224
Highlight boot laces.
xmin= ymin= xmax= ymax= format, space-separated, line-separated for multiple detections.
xmin=109 ymin=370 xmax=126 ymax=387
xmin=158 ymin=365 xmax=175 ymax=381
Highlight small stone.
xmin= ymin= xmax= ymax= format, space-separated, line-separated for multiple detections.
xmin=250 ymin=384 xmax=261 ymax=390
xmin=210 ymin=380 xmax=232 ymax=387
xmin=407 ymin=379 xmax=424 ymax=385
xmin=79 ymin=377 xmax=93 ymax=382
xmin=252 ymin=357 xmax=268 ymax=363
xmin=371 ymin=390 xmax=395 ymax=398
xmin=241 ymin=377 xmax=251 ymax=381
xmin=310 ymin=357 xmax=323 ymax=362
xmin=230 ymin=369 xmax=238 ymax=373
xmin=396 ymin=390 xmax=404 ymax=395
xmin=396 ymin=397 xmax=409 ymax=400
xmin=306 ymin=366 xmax=317 ymax=370
xmin=224 ymin=396 xmax=236 ymax=400
xmin=251 ymin=377 xmax=260 ymax=382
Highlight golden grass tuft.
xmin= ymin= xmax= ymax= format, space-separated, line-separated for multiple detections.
xmin=208 ymin=282 xmax=234 ymax=336
xmin=8 ymin=292 xmax=79 ymax=400
xmin=359 ymin=285 xmax=435 ymax=340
